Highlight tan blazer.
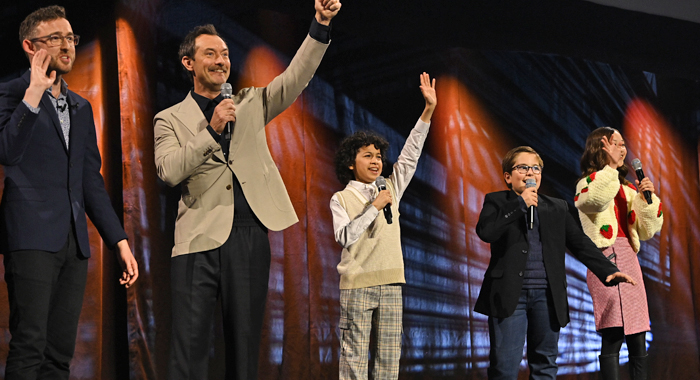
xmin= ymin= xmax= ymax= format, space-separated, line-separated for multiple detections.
xmin=154 ymin=35 xmax=329 ymax=256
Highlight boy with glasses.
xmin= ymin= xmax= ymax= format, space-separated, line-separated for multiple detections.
xmin=474 ymin=146 xmax=635 ymax=379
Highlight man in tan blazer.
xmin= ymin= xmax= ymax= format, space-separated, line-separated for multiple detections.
xmin=153 ymin=1 xmax=341 ymax=378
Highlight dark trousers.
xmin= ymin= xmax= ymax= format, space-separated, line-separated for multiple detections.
xmin=488 ymin=288 xmax=560 ymax=380
xmin=169 ymin=223 xmax=271 ymax=380
xmin=3 ymin=228 xmax=87 ymax=380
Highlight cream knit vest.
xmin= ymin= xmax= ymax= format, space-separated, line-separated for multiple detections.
xmin=335 ymin=180 xmax=405 ymax=289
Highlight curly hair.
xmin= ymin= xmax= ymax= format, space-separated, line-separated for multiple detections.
xmin=578 ymin=127 xmax=630 ymax=185
xmin=19 ymin=5 xmax=66 ymax=44
xmin=334 ymin=131 xmax=390 ymax=185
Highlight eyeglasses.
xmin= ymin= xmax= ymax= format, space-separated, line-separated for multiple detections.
xmin=512 ymin=164 xmax=542 ymax=174
xmin=29 ymin=34 xmax=80 ymax=47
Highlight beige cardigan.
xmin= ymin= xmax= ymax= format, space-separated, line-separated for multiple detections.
xmin=574 ymin=165 xmax=663 ymax=252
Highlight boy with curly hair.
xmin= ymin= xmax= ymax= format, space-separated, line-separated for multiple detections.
xmin=331 ymin=72 xmax=435 ymax=379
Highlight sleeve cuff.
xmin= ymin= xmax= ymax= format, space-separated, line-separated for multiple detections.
xmin=309 ymin=17 xmax=331 ymax=43
xmin=206 ymin=125 xmax=222 ymax=142
xmin=22 ymin=100 xmax=40 ymax=114
xmin=364 ymin=204 xmax=380 ymax=219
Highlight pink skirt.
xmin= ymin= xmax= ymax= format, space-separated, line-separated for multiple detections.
xmin=586 ymin=237 xmax=650 ymax=335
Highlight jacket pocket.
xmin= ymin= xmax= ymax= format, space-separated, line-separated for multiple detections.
xmin=3 ymin=186 xmax=44 ymax=202
xmin=489 ymin=270 xmax=504 ymax=278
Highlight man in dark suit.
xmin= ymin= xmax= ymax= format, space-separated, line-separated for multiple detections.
xmin=475 ymin=146 xmax=635 ymax=380
xmin=0 ymin=6 xmax=138 ymax=379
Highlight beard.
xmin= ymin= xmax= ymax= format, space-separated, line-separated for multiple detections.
xmin=47 ymin=53 xmax=74 ymax=77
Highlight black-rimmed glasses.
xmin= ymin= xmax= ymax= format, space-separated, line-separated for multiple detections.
xmin=512 ymin=165 xmax=542 ymax=174
xmin=29 ymin=34 xmax=80 ymax=47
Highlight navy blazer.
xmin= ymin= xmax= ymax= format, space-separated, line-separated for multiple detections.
xmin=474 ymin=190 xmax=617 ymax=328
xmin=0 ymin=71 xmax=126 ymax=257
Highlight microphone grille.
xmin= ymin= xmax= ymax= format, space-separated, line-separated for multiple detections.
xmin=631 ymin=158 xmax=642 ymax=171
xmin=376 ymin=176 xmax=386 ymax=187
xmin=221 ymin=83 xmax=233 ymax=98
xmin=525 ymin=178 xmax=537 ymax=188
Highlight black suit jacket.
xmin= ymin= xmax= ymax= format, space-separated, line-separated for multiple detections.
xmin=0 ymin=71 xmax=127 ymax=257
xmin=474 ymin=190 xmax=617 ymax=327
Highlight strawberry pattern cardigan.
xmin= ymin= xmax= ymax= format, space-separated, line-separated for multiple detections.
xmin=574 ymin=165 xmax=663 ymax=252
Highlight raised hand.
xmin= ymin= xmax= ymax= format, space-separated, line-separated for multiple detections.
xmin=315 ymin=0 xmax=342 ymax=25
xmin=23 ymin=49 xmax=56 ymax=108
xmin=420 ymin=72 xmax=436 ymax=107
xmin=601 ymin=135 xmax=623 ymax=169
xmin=419 ymin=72 xmax=436 ymax=122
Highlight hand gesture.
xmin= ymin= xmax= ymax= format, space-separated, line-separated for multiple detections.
xmin=419 ymin=72 xmax=436 ymax=122
xmin=116 ymin=240 xmax=139 ymax=288
xmin=601 ymin=135 xmax=623 ymax=169
xmin=520 ymin=186 xmax=538 ymax=208
xmin=315 ymin=0 xmax=342 ymax=25
xmin=605 ymin=271 xmax=637 ymax=286
xmin=372 ymin=189 xmax=393 ymax=211
xmin=210 ymin=99 xmax=237 ymax=134
xmin=420 ymin=72 xmax=436 ymax=108
xmin=635 ymin=177 xmax=655 ymax=194
xmin=23 ymin=49 xmax=56 ymax=108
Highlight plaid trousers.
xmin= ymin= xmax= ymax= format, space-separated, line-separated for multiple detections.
xmin=339 ymin=285 xmax=403 ymax=380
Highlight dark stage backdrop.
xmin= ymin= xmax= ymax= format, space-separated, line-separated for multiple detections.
xmin=1 ymin=1 xmax=700 ymax=379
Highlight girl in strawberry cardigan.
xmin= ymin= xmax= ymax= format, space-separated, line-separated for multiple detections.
xmin=575 ymin=127 xmax=663 ymax=380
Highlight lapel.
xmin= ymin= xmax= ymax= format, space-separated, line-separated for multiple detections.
xmin=22 ymin=71 xmax=70 ymax=154
xmin=173 ymin=93 xmax=225 ymax=162
xmin=41 ymin=91 xmax=69 ymax=154
xmin=537 ymin=196 xmax=550 ymax=247
xmin=66 ymin=91 xmax=81 ymax=158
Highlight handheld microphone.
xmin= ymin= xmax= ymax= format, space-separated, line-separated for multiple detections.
xmin=375 ymin=176 xmax=393 ymax=224
xmin=631 ymin=158 xmax=652 ymax=204
xmin=220 ymin=83 xmax=233 ymax=140
xmin=525 ymin=178 xmax=537 ymax=230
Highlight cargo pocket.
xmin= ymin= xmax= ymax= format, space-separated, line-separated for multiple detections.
xmin=339 ymin=315 xmax=352 ymax=355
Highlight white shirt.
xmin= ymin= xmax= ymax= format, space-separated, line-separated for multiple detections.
xmin=330 ymin=119 xmax=430 ymax=248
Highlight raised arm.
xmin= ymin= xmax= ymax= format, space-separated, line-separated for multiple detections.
xmin=390 ymin=73 xmax=436 ymax=200
xmin=262 ymin=0 xmax=340 ymax=124
xmin=0 ymin=51 xmax=56 ymax=165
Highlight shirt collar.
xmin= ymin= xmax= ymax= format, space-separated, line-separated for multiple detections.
xmin=348 ymin=180 xmax=378 ymax=192
xmin=190 ymin=89 xmax=224 ymax=113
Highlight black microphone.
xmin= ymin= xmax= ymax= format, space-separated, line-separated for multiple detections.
xmin=525 ymin=178 xmax=536 ymax=230
xmin=631 ymin=158 xmax=652 ymax=205
xmin=220 ymin=83 xmax=233 ymax=140
xmin=375 ymin=176 xmax=393 ymax=224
